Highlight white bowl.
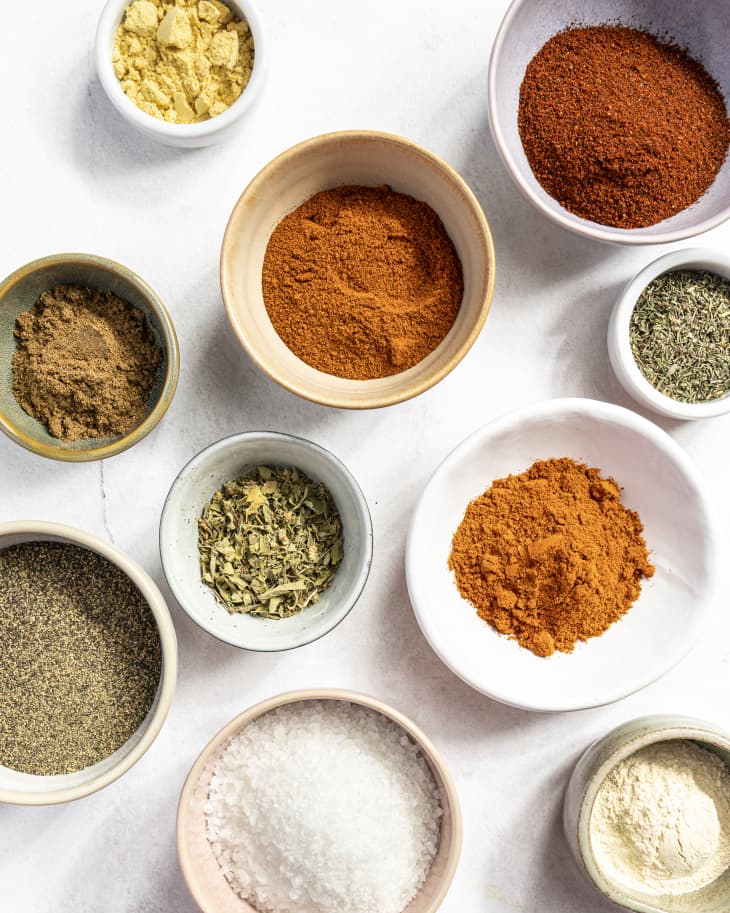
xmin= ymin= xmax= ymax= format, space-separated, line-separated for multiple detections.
xmin=488 ymin=0 xmax=730 ymax=244
xmin=608 ymin=248 xmax=730 ymax=420
xmin=406 ymin=398 xmax=717 ymax=712
xmin=159 ymin=432 xmax=373 ymax=650
xmin=564 ymin=715 xmax=730 ymax=913
xmin=0 ymin=521 xmax=177 ymax=805
xmin=95 ymin=0 xmax=266 ymax=148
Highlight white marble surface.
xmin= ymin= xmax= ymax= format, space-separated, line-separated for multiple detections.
xmin=2 ymin=2 xmax=730 ymax=911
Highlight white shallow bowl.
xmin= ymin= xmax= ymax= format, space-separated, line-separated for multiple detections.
xmin=0 ymin=521 xmax=177 ymax=805
xmin=406 ymin=398 xmax=717 ymax=712
xmin=608 ymin=248 xmax=730 ymax=420
xmin=96 ymin=0 xmax=266 ymax=147
xmin=160 ymin=432 xmax=373 ymax=650
xmin=488 ymin=0 xmax=730 ymax=244
xmin=564 ymin=715 xmax=730 ymax=913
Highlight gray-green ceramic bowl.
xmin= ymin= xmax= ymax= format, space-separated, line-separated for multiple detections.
xmin=0 ymin=253 xmax=179 ymax=461
xmin=564 ymin=715 xmax=730 ymax=913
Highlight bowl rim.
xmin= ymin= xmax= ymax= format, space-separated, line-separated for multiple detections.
xmin=95 ymin=0 xmax=267 ymax=141
xmin=608 ymin=247 xmax=730 ymax=419
xmin=574 ymin=714 xmax=730 ymax=912
xmin=159 ymin=430 xmax=374 ymax=651
xmin=177 ymin=688 xmax=463 ymax=913
xmin=0 ymin=520 xmax=178 ymax=806
xmin=406 ymin=397 xmax=718 ymax=712
xmin=0 ymin=252 xmax=180 ymax=462
xmin=220 ymin=128 xmax=497 ymax=409
xmin=487 ymin=0 xmax=730 ymax=246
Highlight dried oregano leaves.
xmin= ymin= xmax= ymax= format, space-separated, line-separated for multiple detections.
xmin=198 ymin=466 xmax=344 ymax=619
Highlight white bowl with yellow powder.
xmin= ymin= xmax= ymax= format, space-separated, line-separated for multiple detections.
xmin=96 ymin=0 xmax=265 ymax=147
xmin=565 ymin=715 xmax=730 ymax=913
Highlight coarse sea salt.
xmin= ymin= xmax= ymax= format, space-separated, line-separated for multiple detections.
xmin=205 ymin=700 xmax=443 ymax=913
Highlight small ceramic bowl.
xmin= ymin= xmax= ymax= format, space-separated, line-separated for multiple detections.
xmin=564 ymin=715 xmax=730 ymax=913
xmin=159 ymin=432 xmax=373 ymax=650
xmin=96 ymin=0 xmax=266 ymax=148
xmin=0 ymin=521 xmax=177 ymax=806
xmin=406 ymin=398 xmax=717 ymax=712
xmin=0 ymin=253 xmax=179 ymax=462
xmin=488 ymin=0 xmax=730 ymax=244
xmin=608 ymin=248 xmax=730 ymax=420
xmin=177 ymin=689 xmax=462 ymax=913
xmin=220 ymin=130 xmax=496 ymax=408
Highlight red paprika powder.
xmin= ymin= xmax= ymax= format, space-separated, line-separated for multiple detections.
xmin=518 ymin=25 xmax=730 ymax=229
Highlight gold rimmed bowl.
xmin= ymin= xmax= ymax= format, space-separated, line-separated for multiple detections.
xmin=220 ymin=130 xmax=496 ymax=409
xmin=0 ymin=253 xmax=179 ymax=461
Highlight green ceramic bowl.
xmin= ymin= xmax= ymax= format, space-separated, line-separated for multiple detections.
xmin=0 ymin=253 xmax=179 ymax=461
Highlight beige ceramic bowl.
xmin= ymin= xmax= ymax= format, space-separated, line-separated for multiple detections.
xmin=221 ymin=130 xmax=496 ymax=409
xmin=177 ymin=689 xmax=463 ymax=913
xmin=564 ymin=715 xmax=730 ymax=913
xmin=0 ymin=521 xmax=177 ymax=806
xmin=0 ymin=253 xmax=179 ymax=462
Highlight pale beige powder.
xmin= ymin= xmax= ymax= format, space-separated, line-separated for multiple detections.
xmin=113 ymin=0 xmax=254 ymax=123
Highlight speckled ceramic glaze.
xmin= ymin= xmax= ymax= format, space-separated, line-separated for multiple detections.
xmin=488 ymin=0 xmax=730 ymax=244
xmin=159 ymin=432 xmax=373 ymax=651
xmin=177 ymin=690 xmax=462 ymax=913
xmin=0 ymin=521 xmax=178 ymax=806
xmin=0 ymin=253 xmax=179 ymax=461
xmin=564 ymin=715 xmax=730 ymax=913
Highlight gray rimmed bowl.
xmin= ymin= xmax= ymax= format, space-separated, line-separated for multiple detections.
xmin=159 ymin=432 xmax=373 ymax=650
xmin=488 ymin=0 xmax=730 ymax=244
xmin=564 ymin=715 xmax=730 ymax=912
xmin=0 ymin=253 xmax=179 ymax=461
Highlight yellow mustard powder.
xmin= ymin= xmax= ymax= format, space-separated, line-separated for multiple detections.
xmin=112 ymin=0 xmax=254 ymax=123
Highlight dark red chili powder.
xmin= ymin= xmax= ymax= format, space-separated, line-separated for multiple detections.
xmin=518 ymin=25 xmax=730 ymax=229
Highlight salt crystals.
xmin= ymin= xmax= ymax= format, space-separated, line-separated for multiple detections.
xmin=205 ymin=700 xmax=443 ymax=913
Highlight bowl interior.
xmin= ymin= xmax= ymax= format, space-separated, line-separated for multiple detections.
xmin=160 ymin=433 xmax=373 ymax=651
xmin=0 ymin=257 xmax=175 ymax=459
xmin=490 ymin=0 xmax=730 ymax=242
xmin=221 ymin=132 xmax=494 ymax=408
xmin=585 ymin=728 xmax=730 ymax=913
xmin=0 ymin=527 xmax=168 ymax=802
xmin=406 ymin=399 xmax=715 ymax=711
xmin=177 ymin=692 xmax=460 ymax=913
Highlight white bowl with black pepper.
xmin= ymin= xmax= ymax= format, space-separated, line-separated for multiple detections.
xmin=95 ymin=0 xmax=266 ymax=147
xmin=608 ymin=249 xmax=730 ymax=420
xmin=159 ymin=432 xmax=373 ymax=651
xmin=0 ymin=521 xmax=177 ymax=806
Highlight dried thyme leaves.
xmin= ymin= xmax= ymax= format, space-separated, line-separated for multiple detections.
xmin=630 ymin=270 xmax=730 ymax=403
xmin=198 ymin=466 xmax=344 ymax=619
xmin=0 ymin=542 xmax=161 ymax=776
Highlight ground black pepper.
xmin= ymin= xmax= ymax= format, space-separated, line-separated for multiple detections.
xmin=518 ymin=25 xmax=730 ymax=229
xmin=0 ymin=542 xmax=161 ymax=776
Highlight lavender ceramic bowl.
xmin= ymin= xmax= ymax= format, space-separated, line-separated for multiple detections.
xmin=488 ymin=0 xmax=730 ymax=244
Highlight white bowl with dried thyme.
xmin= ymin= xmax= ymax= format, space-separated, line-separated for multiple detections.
xmin=159 ymin=432 xmax=373 ymax=650
xmin=609 ymin=249 xmax=730 ymax=420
